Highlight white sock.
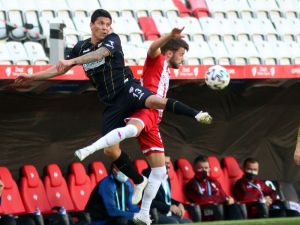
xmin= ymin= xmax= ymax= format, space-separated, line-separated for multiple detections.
xmin=81 ymin=124 xmax=138 ymax=153
xmin=139 ymin=166 xmax=167 ymax=217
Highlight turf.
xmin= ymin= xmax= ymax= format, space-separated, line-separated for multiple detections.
xmin=172 ymin=217 xmax=300 ymax=225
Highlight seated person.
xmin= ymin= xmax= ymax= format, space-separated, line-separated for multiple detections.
xmin=233 ymin=157 xmax=285 ymax=218
xmin=143 ymin=156 xmax=192 ymax=224
xmin=85 ymin=163 xmax=139 ymax=225
xmin=184 ymin=155 xmax=244 ymax=221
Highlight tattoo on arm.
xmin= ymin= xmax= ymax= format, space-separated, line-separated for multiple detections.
xmin=73 ymin=47 xmax=110 ymax=65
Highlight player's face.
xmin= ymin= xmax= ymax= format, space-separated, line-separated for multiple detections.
xmin=168 ymin=47 xmax=186 ymax=69
xmin=90 ymin=16 xmax=112 ymax=42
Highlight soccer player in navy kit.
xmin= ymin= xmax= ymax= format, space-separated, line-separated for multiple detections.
xmin=15 ymin=10 xmax=212 ymax=222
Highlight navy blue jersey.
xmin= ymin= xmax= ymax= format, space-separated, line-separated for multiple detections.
xmin=67 ymin=33 xmax=134 ymax=103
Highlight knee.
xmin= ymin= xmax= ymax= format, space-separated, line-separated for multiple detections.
xmin=104 ymin=147 xmax=120 ymax=159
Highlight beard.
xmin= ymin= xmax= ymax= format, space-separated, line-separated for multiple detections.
xmin=169 ymin=56 xmax=179 ymax=69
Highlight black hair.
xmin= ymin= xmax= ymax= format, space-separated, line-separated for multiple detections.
xmin=161 ymin=38 xmax=189 ymax=54
xmin=91 ymin=9 xmax=112 ymax=23
xmin=243 ymin=157 xmax=258 ymax=168
xmin=193 ymin=155 xmax=208 ymax=166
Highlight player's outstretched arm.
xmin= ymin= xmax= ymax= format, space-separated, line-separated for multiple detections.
xmin=56 ymin=47 xmax=110 ymax=73
xmin=148 ymin=27 xmax=185 ymax=58
xmin=15 ymin=64 xmax=71 ymax=84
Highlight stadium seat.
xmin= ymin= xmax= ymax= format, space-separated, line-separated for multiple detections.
xmin=20 ymin=164 xmax=52 ymax=213
xmin=207 ymin=40 xmax=231 ymax=65
xmin=175 ymin=158 xmax=195 ymax=188
xmin=205 ymin=0 xmax=228 ymax=18
xmin=99 ymin=0 xmax=121 ymax=17
xmin=133 ymin=159 xmax=149 ymax=175
xmin=247 ymin=0 xmax=280 ymax=18
xmin=72 ymin=16 xmax=90 ymax=40
xmin=221 ymin=156 xmax=243 ymax=196
xmin=6 ymin=41 xmax=30 ymax=65
xmin=0 ymin=10 xmax=7 ymax=40
xmin=24 ymin=42 xmax=49 ymax=65
xmin=0 ymin=42 xmax=13 ymax=65
xmin=89 ymin=161 xmax=108 ymax=188
xmin=138 ymin=17 xmax=160 ymax=40
xmin=181 ymin=17 xmax=205 ymax=41
xmin=224 ymin=40 xmax=248 ymax=65
xmin=186 ymin=0 xmax=209 ymax=18
xmin=276 ymin=0 xmax=300 ymax=19
xmin=226 ymin=18 xmax=249 ymax=41
xmin=44 ymin=164 xmax=75 ymax=211
xmin=253 ymin=40 xmax=278 ymax=64
xmin=0 ymin=166 xmax=26 ymax=215
xmin=65 ymin=0 xmax=90 ymax=18
xmin=199 ymin=17 xmax=222 ymax=41
xmin=68 ymin=162 xmax=92 ymax=211
xmin=172 ymin=0 xmax=192 ymax=17
xmin=207 ymin=156 xmax=230 ymax=196
xmin=24 ymin=11 xmax=43 ymax=41
xmin=152 ymin=16 xmax=172 ymax=36
xmin=271 ymin=41 xmax=293 ymax=65
xmin=185 ymin=40 xmax=214 ymax=65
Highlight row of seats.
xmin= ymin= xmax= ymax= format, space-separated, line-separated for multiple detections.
xmin=0 ymin=155 xmax=240 ymax=216
xmin=0 ymin=41 xmax=48 ymax=65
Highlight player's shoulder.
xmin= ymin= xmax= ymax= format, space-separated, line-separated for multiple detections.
xmin=104 ymin=32 xmax=121 ymax=41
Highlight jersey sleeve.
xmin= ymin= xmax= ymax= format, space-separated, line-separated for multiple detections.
xmin=65 ymin=42 xmax=81 ymax=59
xmin=102 ymin=33 xmax=122 ymax=55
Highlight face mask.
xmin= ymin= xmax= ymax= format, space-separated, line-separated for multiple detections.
xmin=114 ymin=171 xmax=128 ymax=183
xmin=196 ymin=170 xmax=208 ymax=180
xmin=245 ymin=170 xmax=258 ymax=180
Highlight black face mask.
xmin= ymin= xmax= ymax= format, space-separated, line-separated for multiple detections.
xmin=245 ymin=172 xmax=255 ymax=180
xmin=196 ymin=170 xmax=208 ymax=180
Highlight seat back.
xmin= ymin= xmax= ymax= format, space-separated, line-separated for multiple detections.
xmin=0 ymin=167 xmax=26 ymax=214
xmin=207 ymin=156 xmax=230 ymax=195
xmin=89 ymin=161 xmax=108 ymax=188
xmin=138 ymin=16 xmax=160 ymax=40
xmin=221 ymin=156 xmax=243 ymax=196
xmin=20 ymin=165 xmax=51 ymax=213
xmin=44 ymin=164 xmax=75 ymax=211
xmin=168 ymin=160 xmax=188 ymax=203
xmin=68 ymin=162 xmax=92 ymax=210
xmin=133 ymin=159 xmax=148 ymax=175
xmin=175 ymin=158 xmax=195 ymax=187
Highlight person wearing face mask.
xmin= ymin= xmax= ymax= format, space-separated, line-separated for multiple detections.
xmin=233 ymin=157 xmax=284 ymax=218
xmin=184 ymin=155 xmax=244 ymax=221
xmin=85 ymin=164 xmax=140 ymax=225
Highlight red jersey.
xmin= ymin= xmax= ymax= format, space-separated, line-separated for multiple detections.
xmin=233 ymin=176 xmax=279 ymax=203
xmin=184 ymin=176 xmax=228 ymax=205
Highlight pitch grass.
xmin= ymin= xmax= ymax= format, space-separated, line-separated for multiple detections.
xmin=170 ymin=217 xmax=300 ymax=225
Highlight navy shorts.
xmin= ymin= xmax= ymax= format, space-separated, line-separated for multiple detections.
xmin=102 ymin=79 xmax=153 ymax=135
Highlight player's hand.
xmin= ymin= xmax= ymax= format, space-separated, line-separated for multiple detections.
xmin=56 ymin=59 xmax=74 ymax=73
xmin=15 ymin=74 xmax=34 ymax=84
xmin=171 ymin=27 xmax=185 ymax=39
xmin=294 ymin=140 xmax=300 ymax=165
xmin=170 ymin=205 xmax=182 ymax=216
xmin=195 ymin=111 xmax=213 ymax=124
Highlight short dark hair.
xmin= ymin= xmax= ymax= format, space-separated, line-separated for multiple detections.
xmin=91 ymin=9 xmax=112 ymax=23
xmin=161 ymin=38 xmax=189 ymax=54
xmin=243 ymin=157 xmax=258 ymax=168
xmin=193 ymin=155 xmax=208 ymax=166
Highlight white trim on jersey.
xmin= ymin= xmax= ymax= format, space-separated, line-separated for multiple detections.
xmin=142 ymin=147 xmax=165 ymax=154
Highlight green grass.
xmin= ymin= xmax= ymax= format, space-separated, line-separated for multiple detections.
xmin=167 ymin=217 xmax=300 ymax=225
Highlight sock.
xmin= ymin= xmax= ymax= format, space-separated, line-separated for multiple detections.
xmin=166 ymin=98 xmax=199 ymax=118
xmin=114 ymin=151 xmax=144 ymax=184
xmin=139 ymin=166 xmax=167 ymax=217
xmin=81 ymin=124 xmax=138 ymax=153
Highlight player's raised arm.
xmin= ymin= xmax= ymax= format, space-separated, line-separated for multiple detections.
xmin=15 ymin=64 xmax=72 ymax=85
xmin=147 ymin=27 xmax=185 ymax=59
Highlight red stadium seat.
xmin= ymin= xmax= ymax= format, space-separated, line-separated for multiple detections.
xmin=172 ymin=0 xmax=192 ymax=16
xmin=186 ymin=0 xmax=209 ymax=18
xmin=168 ymin=159 xmax=188 ymax=204
xmin=138 ymin=17 xmax=160 ymax=40
xmin=0 ymin=166 xmax=26 ymax=215
xmin=44 ymin=163 xmax=75 ymax=211
xmin=175 ymin=157 xmax=195 ymax=187
xmin=68 ymin=162 xmax=92 ymax=211
xmin=89 ymin=161 xmax=108 ymax=188
xmin=207 ymin=156 xmax=230 ymax=196
xmin=221 ymin=156 xmax=243 ymax=196
xmin=20 ymin=165 xmax=52 ymax=213
xmin=133 ymin=159 xmax=148 ymax=175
